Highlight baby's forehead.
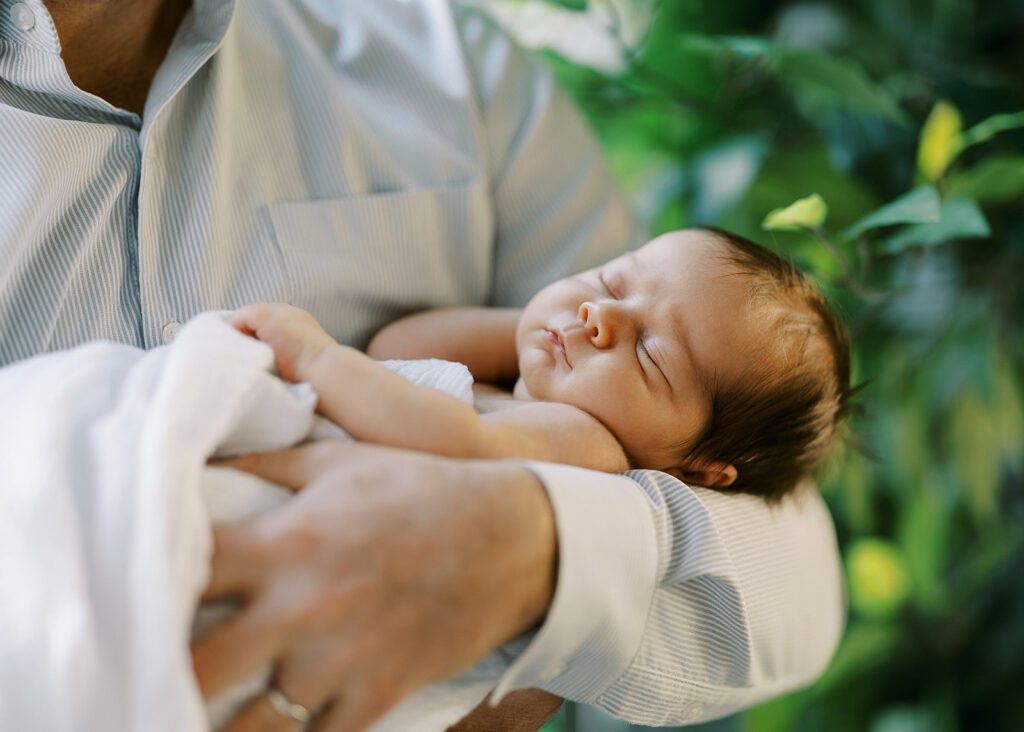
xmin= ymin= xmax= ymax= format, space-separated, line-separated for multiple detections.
xmin=631 ymin=230 xmax=737 ymax=273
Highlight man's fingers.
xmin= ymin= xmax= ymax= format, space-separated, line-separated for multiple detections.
xmin=192 ymin=604 xmax=281 ymax=700
xmin=311 ymin=686 xmax=391 ymax=732
xmin=214 ymin=441 xmax=355 ymax=492
xmin=223 ymin=693 xmax=302 ymax=732
xmin=201 ymin=525 xmax=265 ymax=602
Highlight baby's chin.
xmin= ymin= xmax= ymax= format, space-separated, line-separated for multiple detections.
xmin=515 ymin=361 xmax=546 ymax=400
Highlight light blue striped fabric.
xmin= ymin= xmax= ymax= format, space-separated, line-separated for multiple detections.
xmin=0 ymin=0 xmax=630 ymax=365
xmin=0 ymin=0 xmax=844 ymax=726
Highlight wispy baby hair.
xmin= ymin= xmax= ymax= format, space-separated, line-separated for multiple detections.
xmin=686 ymin=226 xmax=855 ymax=502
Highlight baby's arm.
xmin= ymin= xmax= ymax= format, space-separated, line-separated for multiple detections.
xmin=367 ymin=307 xmax=521 ymax=385
xmin=231 ymin=304 xmax=628 ymax=472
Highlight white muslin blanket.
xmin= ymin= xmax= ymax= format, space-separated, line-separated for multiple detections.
xmin=0 ymin=313 xmax=510 ymax=732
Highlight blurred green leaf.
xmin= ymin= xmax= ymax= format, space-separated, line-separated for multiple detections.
xmin=878 ymin=197 xmax=990 ymax=253
xmin=670 ymin=35 xmax=908 ymax=125
xmin=741 ymin=690 xmax=810 ymax=732
xmin=917 ymin=100 xmax=963 ymax=182
xmin=814 ymin=621 xmax=899 ymax=692
xmin=949 ymin=388 xmax=1000 ymax=527
xmin=993 ymin=356 xmax=1024 ymax=468
xmin=676 ymin=33 xmax=773 ymax=60
xmin=847 ymin=538 xmax=911 ymax=619
xmin=896 ymin=392 xmax=930 ymax=484
xmin=824 ymin=448 xmax=875 ymax=535
xmin=762 ymin=193 xmax=828 ymax=230
xmin=957 ymin=527 xmax=1022 ymax=600
xmin=947 ymin=155 xmax=1024 ymax=205
xmin=842 ymin=186 xmax=941 ymax=240
xmin=898 ymin=485 xmax=950 ymax=615
xmin=960 ymin=110 xmax=1024 ymax=150
xmin=771 ymin=50 xmax=909 ymax=126
xmin=870 ymin=706 xmax=942 ymax=732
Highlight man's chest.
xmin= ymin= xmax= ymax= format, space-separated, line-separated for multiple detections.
xmin=0 ymin=3 xmax=496 ymax=364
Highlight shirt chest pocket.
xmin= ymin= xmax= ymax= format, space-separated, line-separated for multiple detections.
xmin=266 ymin=179 xmax=494 ymax=348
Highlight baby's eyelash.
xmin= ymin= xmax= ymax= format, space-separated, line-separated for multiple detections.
xmin=638 ymin=339 xmax=653 ymax=363
xmin=599 ymin=273 xmax=619 ymax=298
xmin=639 ymin=338 xmax=669 ymax=384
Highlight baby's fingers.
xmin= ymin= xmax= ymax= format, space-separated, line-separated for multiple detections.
xmin=228 ymin=303 xmax=276 ymax=335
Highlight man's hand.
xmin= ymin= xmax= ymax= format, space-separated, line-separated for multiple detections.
xmin=230 ymin=303 xmax=338 ymax=382
xmin=192 ymin=441 xmax=558 ymax=731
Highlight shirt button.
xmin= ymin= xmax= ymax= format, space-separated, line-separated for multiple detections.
xmin=10 ymin=3 xmax=35 ymax=31
xmin=162 ymin=320 xmax=182 ymax=344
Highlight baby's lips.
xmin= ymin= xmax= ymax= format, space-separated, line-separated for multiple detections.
xmin=543 ymin=328 xmax=572 ymax=367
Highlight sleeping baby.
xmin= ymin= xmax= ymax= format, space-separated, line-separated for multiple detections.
xmin=230 ymin=227 xmax=853 ymax=503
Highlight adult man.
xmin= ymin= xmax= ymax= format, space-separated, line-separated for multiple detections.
xmin=0 ymin=0 xmax=845 ymax=729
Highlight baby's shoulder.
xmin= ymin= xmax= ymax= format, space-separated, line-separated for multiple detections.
xmin=472 ymin=382 xmax=518 ymax=414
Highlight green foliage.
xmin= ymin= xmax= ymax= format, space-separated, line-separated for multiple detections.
xmin=842 ymin=186 xmax=941 ymax=240
xmin=948 ymin=155 xmax=1024 ymax=204
xmin=477 ymin=0 xmax=1024 ymax=729
xmin=878 ymin=197 xmax=990 ymax=253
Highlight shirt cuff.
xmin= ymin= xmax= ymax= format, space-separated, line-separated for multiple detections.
xmin=491 ymin=463 xmax=658 ymax=704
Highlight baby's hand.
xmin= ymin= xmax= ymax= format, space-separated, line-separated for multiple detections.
xmin=230 ymin=303 xmax=337 ymax=382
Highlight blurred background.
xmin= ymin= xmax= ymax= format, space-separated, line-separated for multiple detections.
xmin=465 ymin=0 xmax=1024 ymax=730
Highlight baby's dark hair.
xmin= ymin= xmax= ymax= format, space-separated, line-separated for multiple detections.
xmin=683 ymin=227 xmax=854 ymax=502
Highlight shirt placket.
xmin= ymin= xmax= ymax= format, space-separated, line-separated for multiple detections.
xmin=132 ymin=0 xmax=237 ymax=348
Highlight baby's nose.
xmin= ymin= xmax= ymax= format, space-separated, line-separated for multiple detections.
xmin=578 ymin=301 xmax=615 ymax=348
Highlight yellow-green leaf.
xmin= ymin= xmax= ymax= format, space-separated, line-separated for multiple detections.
xmin=761 ymin=193 xmax=828 ymax=231
xmin=847 ymin=538 xmax=911 ymax=619
xmin=917 ymin=100 xmax=963 ymax=182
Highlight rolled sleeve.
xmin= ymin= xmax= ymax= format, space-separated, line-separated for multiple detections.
xmin=492 ymin=464 xmax=658 ymax=704
xmin=494 ymin=466 xmax=845 ymax=726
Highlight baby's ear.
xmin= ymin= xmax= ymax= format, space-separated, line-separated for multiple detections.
xmin=664 ymin=461 xmax=738 ymax=489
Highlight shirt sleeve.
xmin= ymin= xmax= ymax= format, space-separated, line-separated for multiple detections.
xmin=492 ymin=466 xmax=845 ymax=726
xmin=455 ymin=7 xmax=642 ymax=307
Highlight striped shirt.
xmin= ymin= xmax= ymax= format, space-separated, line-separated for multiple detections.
xmin=0 ymin=0 xmax=844 ymax=724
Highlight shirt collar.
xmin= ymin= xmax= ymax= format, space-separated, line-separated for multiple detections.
xmin=0 ymin=0 xmax=236 ymax=53
xmin=0 ymin=0 xmax=237 ymax=121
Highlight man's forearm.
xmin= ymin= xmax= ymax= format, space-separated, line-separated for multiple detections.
xmin=465 ymin=460 xmax=559 ymax=644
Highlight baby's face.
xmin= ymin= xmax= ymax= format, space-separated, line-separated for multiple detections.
xmin=516 ymin=229 xmax=764 ymax=470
